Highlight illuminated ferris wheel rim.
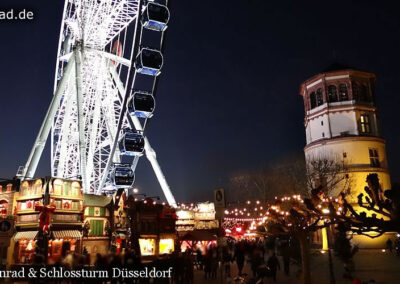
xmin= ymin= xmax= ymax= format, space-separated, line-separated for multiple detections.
xmin=19 ymin=0 xmax=177 ymax=207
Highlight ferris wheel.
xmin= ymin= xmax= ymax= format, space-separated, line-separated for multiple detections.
xmin=17 ymin=0 xmax=176 ymax=206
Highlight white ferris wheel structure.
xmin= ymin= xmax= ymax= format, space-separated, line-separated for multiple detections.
xmin=17 ymin=0 xmax=177 ymax=206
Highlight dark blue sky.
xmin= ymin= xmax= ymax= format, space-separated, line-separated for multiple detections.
xmin=0 ymin=0 xmax=399 ymax=202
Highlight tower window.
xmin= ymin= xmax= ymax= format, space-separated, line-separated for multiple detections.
xmin=339 ymin=84 xmax=348 ymax=101
xmin=322 ymin=132 xmax=325 ymax=138
xmin=352 ymin=83 xmax=359 ymax=101
xmin=327 ymin=85 xmax=338 ymax=102
xmin=310 ymin=92 xmax=317 ymax=109
xmin=321 ymin=121 xmax=324 ymax=126
xmin=316 ymin=88 xmax=324 ymax=106
xmin=359 ymin=84 xmax=369 ymax=102
xmin=360 ymin=114 xmax=370 ymax=133
xmin=343 ymin=152 xmax=347 ymax=158
xmin=369 ymin=148 xmax=380 ymax=167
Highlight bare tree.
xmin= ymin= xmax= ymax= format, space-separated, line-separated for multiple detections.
xmin=259 ymin=174 xmax=399 ymax=284
xmin=227 ymin=155 xmax=351 ymax=202
xmin=306 ymin=154 xmax=353 ymax=197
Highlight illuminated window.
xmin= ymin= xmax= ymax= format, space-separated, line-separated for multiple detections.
xmin=63 ymin=183 xmax=71 ymax=196
xmin=360 ymin=114 xmax=370 ymax=133
xmin=339 ymin=84 xmax=348 ymax=101
xmin=53 ymin=179 xmax=63 ymax=195
xmin=71 ymin=182 xmax=81 ymax=196
xmin=20 ymin=181 xmax=29 ymax=196
xmin=33 ymin=180 xmax=42 ymax=195
xmin=369 ymin=149 xmax=380 ymax=167
xmin=55 ymin=200 xmax=62 ymax=209
xmin=139 ymin=239 xmax=156 ymax=256
xmin=316 ymin=88 xmax=324 ymax=106
xmin=327 ymin=85 xmax=338 ymax=102
xmin=72 ymin=201 xmax=79 ymax=210
xmin=159 ymin=239 xmax=174 ymax=254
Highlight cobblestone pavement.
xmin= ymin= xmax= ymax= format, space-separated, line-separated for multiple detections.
xmin=193 ymin=249 xmax=400 ymax=284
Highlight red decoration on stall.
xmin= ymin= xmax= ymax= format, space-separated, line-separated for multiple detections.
xmin=0 ymin=205 xmax=7 ymax=216
xmin=35 ymin=204 xmax=56 ymax=234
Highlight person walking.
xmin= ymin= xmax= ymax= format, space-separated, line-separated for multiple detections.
xmin=267 ymin=252 xmax=280 ymax=282
xmin=282 ymin=248 xmax=290 ymax=276
xmin=234 ymin=243 xmax=245 ymax=277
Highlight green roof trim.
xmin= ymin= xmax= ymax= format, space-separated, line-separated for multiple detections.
xmin=83 ymin=194 xmax=112 ymax=207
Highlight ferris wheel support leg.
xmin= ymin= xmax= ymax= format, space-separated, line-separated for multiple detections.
xmin=22 ymin=56 xmax=76 ymax=179
xmin=74 ymin=46 xmax=89 ymax=191
xmin=109 ymin=67 xmax=177 ymax=207
xmin=143 ymin=137 xmax=177 ymax=207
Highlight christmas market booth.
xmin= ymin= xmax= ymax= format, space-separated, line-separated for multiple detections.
xmin=0 ymin=179 xmax=18 ymax=268
xmin=82 ymin=194 xmax=112 ymax=263
xmin=131 ymin=198 xmax=177 ymax=259
xmin=111 ymin=189 xmax=130 ymax=255
xmin=177 ymin=202 xmax=219 ymax=253
xmin=14 ymin=178 xmax=84 ymax=265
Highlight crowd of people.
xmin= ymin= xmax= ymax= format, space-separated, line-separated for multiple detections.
xmin=189 ymin=238 xmax=297 ymax=283
xmin=19 ymin=237 xmax=297 ymax=284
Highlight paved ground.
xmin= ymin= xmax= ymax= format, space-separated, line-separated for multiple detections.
xmin=193 ymin=249 xmax=400 ymax=284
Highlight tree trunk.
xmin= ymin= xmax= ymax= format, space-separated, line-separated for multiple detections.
xmin=299 ymin=232 xmax=311 ymax=284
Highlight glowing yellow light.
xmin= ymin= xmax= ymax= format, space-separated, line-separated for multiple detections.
xmin=322 ymin=209 xmax=330 ymax=214
xmin=159 ymin=239 xmax=174 ymax=254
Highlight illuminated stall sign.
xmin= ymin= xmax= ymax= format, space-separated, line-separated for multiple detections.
xmin=194 ymin=202 xmax=216 ymax=220
xmin=176 ymin=209 xmax=195 ymax=231
xmin=194 ymin=220 xmax=219 ymax=230
xmin=176 ymin=203 xmax=219 ymax=231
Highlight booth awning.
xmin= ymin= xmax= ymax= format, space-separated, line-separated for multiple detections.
xmin=14 ymin=231 xmax=38 ymax=241
xmin=180 ymin=230 xmax=217 ymax=242
xmin=52 ymin=230 xmax=82 ymax=239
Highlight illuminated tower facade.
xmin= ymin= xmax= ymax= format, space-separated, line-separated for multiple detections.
xmin=300 ymin=64 xmax=391 ymax=194
xmin=299 ymin=65 xmax=392 ymax=247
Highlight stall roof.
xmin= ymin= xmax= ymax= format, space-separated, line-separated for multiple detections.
xmin=52 ymin=230 xmax=82 ymax=239
xmin=14 ymin=231 xmax=38 ymax=241
xmin=180 ymin=230 xmax=217 ymax=241
xmin=83 ymin=194 xmax=112 ymax=207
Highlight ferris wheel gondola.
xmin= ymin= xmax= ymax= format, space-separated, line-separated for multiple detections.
xmin=128 ymin=91 xmax=155 ymax=118
xmin=111 ymin=163 xmax=135 ymax=188
xmin=142 ymin=2 xmax=170 ymax=32
xmin=135 ymin=47 xmax=163 ymax=76
xmin=119 ymin=129 xmax=145 ymax=156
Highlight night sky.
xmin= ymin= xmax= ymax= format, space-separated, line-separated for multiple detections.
xmin=0 ymin=1 xmax=399 ymax=202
